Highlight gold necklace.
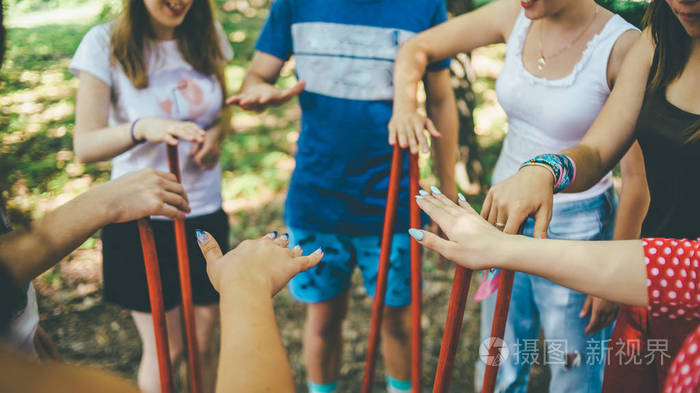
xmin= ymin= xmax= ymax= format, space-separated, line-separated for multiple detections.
xmin=537 ymin=5 xmax=599 ymax=71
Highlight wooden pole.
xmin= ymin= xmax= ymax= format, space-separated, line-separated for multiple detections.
xmin=137 ymin=219 xmax=174 ymax=393
xmin=431 ymin=266 xmax=473 ymax=393
xmin=408 ymin=152 xmax=422 ymax=393
xmin=480 ymin=269 xmax=515 ymax=393
xmin=166 ymin=145 xmax=202 ymax=393
xmin=361 ymin=145 xmax=403 ymax=393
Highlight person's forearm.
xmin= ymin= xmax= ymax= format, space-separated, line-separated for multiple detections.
xmin=74 ymin=123 xmax=136 ymax=164
xmin=612 ymin=142 xmax=649 ymax=240
xmin=217 ymin=283 xmax=294 ymax=393
xmin=427 ymin=83 xmax=458 ymax=200
xmin=394 ymin=39 xmax=431 ymax=113
xmin=0 ymin=184 xmax=117 ymax=284
xmin=499 ymin=236 xmax=648 ymax=307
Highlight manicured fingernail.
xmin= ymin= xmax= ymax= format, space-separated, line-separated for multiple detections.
xmin=313 ymin=247 xmax=324 ymax=254
xmin=415 ymin=195 xmax=424 ymax=199
xmin=419 ymin=189 xmax=429 ymax=196
xmin=293 ymin=245 xmax=302 ymax=252
xmin=280 ymin=233 xmax=289 ymax=241
xmin=430 ymin=186 xmax=442 ymax=195
xmin=458 ymin=193 xmax=466 ymax=202
xmin=408 ymin=228 xmax=424 ymax=241
xmin=195 ymin=229 xmax=209 ymax=245
xmin=266 ymin=231 xmax=277 ymax=239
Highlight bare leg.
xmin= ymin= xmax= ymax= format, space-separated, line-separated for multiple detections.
xmin=131 ymin=308 xmax=184 ymax=393
xmin=381 ymin=305 xmax=411 ymax=381
xmin=194 ymin=304 xmax=219 ymax=393
xmin=303 ymin=292 xmax=349 ymax=384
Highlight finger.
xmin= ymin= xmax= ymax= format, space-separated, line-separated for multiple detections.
xmin=195 ymin=230 xmax=224 ymax=262
xmin=190 ymin=142 xmax=203 ymax=157
xmin=293 ymin=248 xmax=324 ymax=272
xmin=503 ymin=211 xmax=526 ymax=235
xmin=415 ymin=122 xmax=430 ymax=154
xmin=157 ymin=203 xmax=186 ymax=220
xmin=164 ymin=134 xmax=179 ymax=146
xmin=225 ymin=95 xmax=241 ymax=105
xmin=430 ymin=187 xmax=463 ymax=215
xmin=280 ymin=80 xmax=305 ymax=101
xmin=160 ymin=190 xmax=191 ymax=213
xmin=585 ymin=312 xmax=600 ymax=335
xmin=579 ymin=296 xmax=592 ymax=318
xmin=486 ymin=202 xmax=499 ymax=225
xmin=408 ymin=229 xmax=462 ymax=264
xmin=388 ymin=124 xmax=398 ymax=146
xmin=291 ymin=245 xmax=303 ymax=257
xmin=456 ymin=194 xmax=480 ymax=216
xmin=397 ymin=126 xmax=409 ymax=149
xmin=425 ymin=118 xmax=442 ymax=138
xmin=481 ymin=191 xmax=493 ymax=220
xmin=533 ymin=203 xmax=552 ymax=239
xmin=407 ymin=120 xmax=421 ymax=154
xmin=415 ymin=193 xmax=453 ymax=229
xmin=275 ymin=233 xmax=290 ymax=248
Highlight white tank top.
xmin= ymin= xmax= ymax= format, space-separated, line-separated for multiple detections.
xmin=492 ymin=11 xmax=637 ymax=203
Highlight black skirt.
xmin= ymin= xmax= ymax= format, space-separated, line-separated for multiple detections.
xmin=101 ymin=209 xmax=229 ymax=312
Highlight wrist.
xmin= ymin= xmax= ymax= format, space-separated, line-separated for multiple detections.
xmin=218 ymin=269 xmax=270 ymax=297
xmin=131 ymin=118 xmax=146 ymax=144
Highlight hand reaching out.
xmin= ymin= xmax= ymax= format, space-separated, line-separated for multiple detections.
xmin=132 ymin=117 xmax=206 ymax=146
xmin=196 ymin=231 xmax=323 ymax=296
xmin=97 ymin=169 xmax=191 ymax=222
xmin=226 ymin=81 xmax=306 ymax=113
xmin=408 ymin=188 xmax=506 ymax=270
xmin=388 ymin=110 xmax=441 ymax=154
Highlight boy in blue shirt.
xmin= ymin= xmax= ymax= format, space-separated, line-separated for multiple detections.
xmin=227 ymin=1 xmax=457 ymax=391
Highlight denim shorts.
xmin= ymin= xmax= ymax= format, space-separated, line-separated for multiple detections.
xmin=477 ymin=187 xmax=618 ymax=393
xmin=287 ymin=227 xmax=412 ymax=306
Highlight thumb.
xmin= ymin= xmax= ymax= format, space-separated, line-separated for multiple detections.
xmin=195 ymin=230 xmax=223 ymax=263
xmin=579 ymin=295 xmax=592 ymax=318
xmin=408 ymin=228 xmax=461 ymax=263
xmin=293 ymin=248 xmax=324 ymax=273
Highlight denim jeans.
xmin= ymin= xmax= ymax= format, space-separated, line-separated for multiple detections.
xmin=475 ymin=188 xmax=617 ymax=393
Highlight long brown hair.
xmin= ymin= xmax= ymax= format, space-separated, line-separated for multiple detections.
xmin=643 ymin=0 xmax=700 ymax=142
xmin=110 ymin=0 xmax=225 ymax=91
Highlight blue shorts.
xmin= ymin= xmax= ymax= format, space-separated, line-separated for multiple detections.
xmin=288 ymin=227 xmax=412 ymax=307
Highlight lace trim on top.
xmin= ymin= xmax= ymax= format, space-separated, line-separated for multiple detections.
xmin=511 ymin=13 xmax=622 ymax=88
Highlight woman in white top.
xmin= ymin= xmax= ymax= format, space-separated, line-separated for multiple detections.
xmin=391 ymin=0 xmax=647 ymax=391
xmin=70 ymin=1 xmax=232 ymax=392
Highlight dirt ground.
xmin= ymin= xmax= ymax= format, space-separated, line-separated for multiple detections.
xmin=35 ymin=214 xmax=549 ymax=393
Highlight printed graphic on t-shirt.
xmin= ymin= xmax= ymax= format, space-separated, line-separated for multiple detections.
xmin=291 ymin=22 xmax=415 ymax=101
xmin=143 ymin=69 xmax=220 ymax=125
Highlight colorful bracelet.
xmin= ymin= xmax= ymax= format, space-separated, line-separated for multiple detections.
xmin=520 ymin=153 xmax=576 ymax=193
xmin=130 ymin=118 xmax=144 ymax=145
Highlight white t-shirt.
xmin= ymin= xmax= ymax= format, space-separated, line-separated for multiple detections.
xmin=70 ymin=23 xmax=233 ymax=218
xmin=4 ymin=284 xmax=39 ymax=357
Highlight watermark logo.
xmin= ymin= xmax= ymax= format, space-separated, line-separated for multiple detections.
xmin=479 ymin=337 xmax=510 ymax=366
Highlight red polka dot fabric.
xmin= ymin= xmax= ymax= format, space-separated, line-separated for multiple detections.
xmin=644 ymin=238 xmax=700 ymax=393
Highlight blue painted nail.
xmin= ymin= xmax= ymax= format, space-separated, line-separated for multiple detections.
xmin=430 ymin=186 xmax=442 ymax=195
xmin=195 ymin=230 xmax=209 ymax=245
xmin=266 ymin=231 xmax=277 ymax=239
xmin=313 ymin=247 xmax=324 ymax=254
xmin=408 ymin=228 xmax=424 ymax=241
xmin=415 ymin=195 xmax=424 ymax=199
xmin=419 ymin=189 xmax=429 ymax=196
xmin=293 ymin=245 xmax=302 ymax=252
xmin=458 ymin=193 xmax=466 ymax=202
xmin=280 ymin=233 xmax=289 ymax=240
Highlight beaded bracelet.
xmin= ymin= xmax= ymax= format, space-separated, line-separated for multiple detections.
xmin=520 ymin=153 xmax=576 ymax=193
xmin=130 ymin=118 xmax=144 ymax=145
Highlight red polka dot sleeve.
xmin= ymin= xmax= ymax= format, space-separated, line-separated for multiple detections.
xmin=643 ymin=238 xmax=700 ymax=393
xmin=644 ymin=238 xmax=700 ymax=320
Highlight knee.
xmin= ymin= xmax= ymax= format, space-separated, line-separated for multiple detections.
xmin=381 ymin=306 xmax=410 ymax=341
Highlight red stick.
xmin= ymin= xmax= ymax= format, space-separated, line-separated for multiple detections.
xmin=481 ymin=269 xmax=515 ymax=393
xmin=137 ymin=219 xmax=174 ymax=393
xmin=361 ymin=145 xmax=403 ymax=393
xmin=432 ymin=266 xmax=473 ymax=393
xmin=408 ymin=153 xmax=422 ymax=393
xmin=166 ymin=145 xmax=202 ymax=393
